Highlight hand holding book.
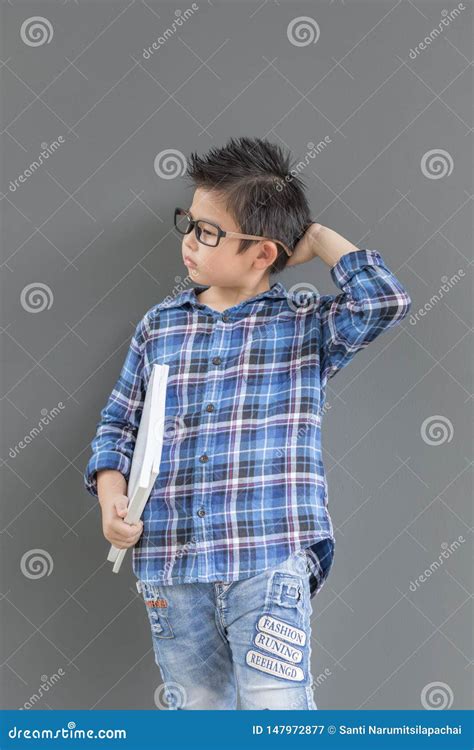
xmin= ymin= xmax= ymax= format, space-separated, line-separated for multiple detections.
xmin=102 ymin=363 xmax=169 ymax=573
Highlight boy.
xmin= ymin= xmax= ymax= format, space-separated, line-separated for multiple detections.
xmin=84 ymin=136 xmax=411 ymax=710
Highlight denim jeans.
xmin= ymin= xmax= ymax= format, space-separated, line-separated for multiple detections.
xmin=136 ymin=548 xmax=329 ymax=710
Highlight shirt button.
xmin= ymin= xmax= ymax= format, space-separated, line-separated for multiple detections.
xmin=206 ymin=403 xmax=215 ymax=412
xmin=221 ymin=314 xmax=229 ymax=323
xmin=212 ymin=356 xmax=221 ymax=365
xmin=197 ymin=508 xmax=206 ymax=517
xmin=199 ymin=454 xmax=209 ymax=463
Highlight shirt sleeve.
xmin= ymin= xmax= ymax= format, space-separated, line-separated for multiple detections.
xmin=83 ymin=313 xmax=150 ymax=499
xmin=318 ymin=248 xmax=411 ymax=384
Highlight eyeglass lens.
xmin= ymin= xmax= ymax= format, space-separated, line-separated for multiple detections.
xmin=175 ymin=210 xmax=220 ymax=247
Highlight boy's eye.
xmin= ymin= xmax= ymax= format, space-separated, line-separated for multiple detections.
xmin=199 ymin=223 xmax=218 ymax=237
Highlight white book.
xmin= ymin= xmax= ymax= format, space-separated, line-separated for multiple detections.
xmin=106 ymin=363 xmax=169 ymax=573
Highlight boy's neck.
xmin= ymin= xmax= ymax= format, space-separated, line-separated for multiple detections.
xmin=196 ymin=277 xmax=272 ymax=314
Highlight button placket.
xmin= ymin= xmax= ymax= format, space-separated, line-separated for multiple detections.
xmin=194 ymin=320 xmax=227 ymax=579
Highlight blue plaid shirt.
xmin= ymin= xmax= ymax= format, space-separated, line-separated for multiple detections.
xmin=84 ymin=249 xmax=411 ymax=596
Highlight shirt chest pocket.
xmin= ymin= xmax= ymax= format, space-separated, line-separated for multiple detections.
xmin=235 ymin=318 xmax=303 ymax=389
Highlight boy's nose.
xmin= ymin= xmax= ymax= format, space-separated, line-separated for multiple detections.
xmin=184 ymin=234 xmax=199 ymax=252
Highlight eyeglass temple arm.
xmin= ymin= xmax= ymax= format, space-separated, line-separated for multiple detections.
xmin=224 ymin=230 xmax=293 ymax=257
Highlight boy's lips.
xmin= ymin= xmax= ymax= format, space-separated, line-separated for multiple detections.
xmin=184 ymin=256 xmax=198 ymax=269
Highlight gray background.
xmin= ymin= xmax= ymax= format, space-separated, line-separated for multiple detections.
xmin=1 ymin=0 xmax=472 ymax=711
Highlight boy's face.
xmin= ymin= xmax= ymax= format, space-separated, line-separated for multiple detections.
xmin=180 ymin=188 xmax=275 ymax=287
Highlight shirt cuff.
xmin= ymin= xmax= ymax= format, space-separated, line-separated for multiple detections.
xmin=84 ymin=452 xmax=131 ymax=499
xmin=330 ymin=248 xmax=386 ymax=288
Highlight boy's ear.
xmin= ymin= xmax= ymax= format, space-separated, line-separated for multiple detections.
xmin=257 ymin=240 xmax=280 ymax=267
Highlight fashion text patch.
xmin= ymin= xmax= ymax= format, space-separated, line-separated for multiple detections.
xmin=246 ymin=650 xmax=305 ymax=682
xmin=257 ymin=614 xmax=306 ymax=646
xmin=145 ymin=598 xmax=168 ymax=608
xmin=253 ymin=632 xmax=303 ymax=663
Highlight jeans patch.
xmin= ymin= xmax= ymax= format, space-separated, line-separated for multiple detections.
xmin=138 ymin=580 xmax=175 ymax=639
xmin=145 ymin=598 xmax=168 ymax=608
xmin=245 ymin=650 xmax=305 ymax=682
xmin=257 ymin=614 xmax=306 ymax=646
xmin=269 ymin=570 xmax=305 ymax=614
xmin=253 ymin=631 xmax=303 ymax=663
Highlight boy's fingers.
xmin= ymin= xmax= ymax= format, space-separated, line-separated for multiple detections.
xmin=109 ymin=528 xmax=142 ymax=548
xmin=110 ymin=518 xmax=143 ymax=538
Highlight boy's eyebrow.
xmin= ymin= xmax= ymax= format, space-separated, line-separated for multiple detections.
xmin=188 ymin=207 xmax=219 ymax=225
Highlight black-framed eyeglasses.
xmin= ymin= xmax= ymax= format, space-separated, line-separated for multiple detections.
xmin=174 ymin=207 xmax=293 ymax=256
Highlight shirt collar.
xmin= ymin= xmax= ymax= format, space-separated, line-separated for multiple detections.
xmin=157 ymin=281 xmax=289 ymax=311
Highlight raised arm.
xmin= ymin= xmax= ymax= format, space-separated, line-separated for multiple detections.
xmin=289 ymin=224 xmax=412 ymax=383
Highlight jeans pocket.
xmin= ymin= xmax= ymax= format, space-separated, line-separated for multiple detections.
xmin=245 ymin=569 xmax=310 ymax=684
xmin=267 ymin=570 xmax=306 ymax=621
xmin=138 ymin=580 xmax=175 ymax=639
